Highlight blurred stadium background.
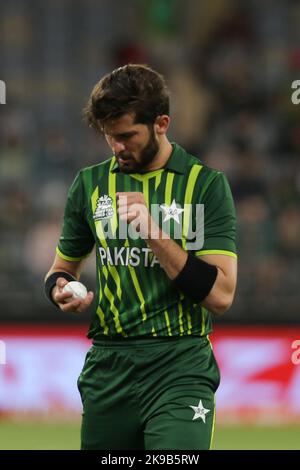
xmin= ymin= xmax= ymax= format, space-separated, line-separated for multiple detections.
xmin=1 ymin=0 xmax=300 ymax=450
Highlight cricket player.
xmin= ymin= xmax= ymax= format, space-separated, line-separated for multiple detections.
xmin=45 ymin=64 xmax=237 ymax=450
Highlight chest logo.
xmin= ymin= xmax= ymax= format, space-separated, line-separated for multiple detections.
xmin=93 ymin=195 xmax=114 ymax=221
xmin=160 ymin=199 xmax=184 ymax=223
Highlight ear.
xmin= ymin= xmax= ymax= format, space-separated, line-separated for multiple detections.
xmin=154 ymin=115 xmax=170 ymax=135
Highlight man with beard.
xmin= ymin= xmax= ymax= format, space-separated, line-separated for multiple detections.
xmin=44 ymin=64 xmax=237 ymax=450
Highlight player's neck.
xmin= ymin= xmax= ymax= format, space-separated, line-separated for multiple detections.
xmin=142 ymin=137 xmax=173 ymax=173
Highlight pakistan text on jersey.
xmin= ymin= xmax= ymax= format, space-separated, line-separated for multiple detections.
xmin=98 ymin=247 xmax=161 ymax=267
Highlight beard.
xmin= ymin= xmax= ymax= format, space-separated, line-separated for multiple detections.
xmin=116 ymin=127 xmax=159 ymax=174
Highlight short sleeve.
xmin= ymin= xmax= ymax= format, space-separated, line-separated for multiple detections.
xmin=194 ymin=172 xmax=237 ymax=258
xmin=57 ymin=172 xmax=95 ymax=261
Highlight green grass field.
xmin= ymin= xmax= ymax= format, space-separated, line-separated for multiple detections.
xmin=0 ymin=421 xmax=299 ymax=450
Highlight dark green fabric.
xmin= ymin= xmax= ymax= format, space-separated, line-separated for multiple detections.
xmin=78 ymin=336 xmax=220 ymax=450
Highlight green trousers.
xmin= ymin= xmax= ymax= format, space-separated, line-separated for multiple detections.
xmin=77 ymin=335 xmax=220 ymax=450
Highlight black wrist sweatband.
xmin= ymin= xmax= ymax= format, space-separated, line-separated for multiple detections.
xmin=173 ymin=253 xmax=218 ymax=303
xmin=44 ymin=271 xmax=76 ymax=307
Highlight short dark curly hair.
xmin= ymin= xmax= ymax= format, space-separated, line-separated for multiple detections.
xmin=83 ymin=64 xmax=170 ymax=133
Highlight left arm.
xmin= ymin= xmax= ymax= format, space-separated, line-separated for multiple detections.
xmin=198 ymin=253 xmax=237 ymax=315
xmin=147 ymin=235 xmax=237 ymax=315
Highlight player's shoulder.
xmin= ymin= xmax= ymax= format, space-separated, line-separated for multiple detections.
xmin=79 ymin=156 xmax=114 ymax=176
xmin=183 ymin=148 xmax=232 ymax=200
xmin=185 ymin=148 xmax=223 ymax=181
xmin=78 ymin=157 xmax=114 ymax=180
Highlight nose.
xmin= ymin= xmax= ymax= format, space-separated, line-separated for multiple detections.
xmin=112 ymin=139 xmax=125 ymax=154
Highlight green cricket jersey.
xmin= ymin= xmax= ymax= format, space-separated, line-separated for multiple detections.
xmin=57 ymin=143 xmax=237 ymax=339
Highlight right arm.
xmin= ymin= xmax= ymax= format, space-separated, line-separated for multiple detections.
xmin=45 ymin=254 xmax=94 ymax=313
xmin=45 ymin=171 xmax=95 ymax=313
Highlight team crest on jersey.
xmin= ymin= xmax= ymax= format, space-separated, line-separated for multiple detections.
xmin=93 ymin=195 xmax=114 ymax=220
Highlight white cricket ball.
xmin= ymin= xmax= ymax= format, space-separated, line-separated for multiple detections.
xmin=62 ymin=281 xmax=88 ymax=300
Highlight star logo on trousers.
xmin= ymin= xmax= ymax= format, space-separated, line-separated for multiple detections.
xmin=189 ymin=399 xmax=210 ymax=422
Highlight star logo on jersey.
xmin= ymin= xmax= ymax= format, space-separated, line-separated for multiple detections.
xmin=93 ymin=195 xmax=114 ymax=221
xmin=189 ymin=400 xmax=210 ymax=422
xmin=160 ymin=199 xmax=184 ymax=223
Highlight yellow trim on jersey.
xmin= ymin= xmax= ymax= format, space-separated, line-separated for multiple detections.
xmin=130 ymin=267 xmax=147 ymax=321
xmin=97 ymin=305 xmax=109 ymax=336
xmin=56 ymin=246 xmax=91 ymax=262
xmin=207 ymin=335 xmax=217 ymax=450
xmin=151 ymin=327 xmax=157 ymax=337
xmin=182 ymin=164 xmax=203 ymax=250
xmin=91 ymin=186 xmax=122 ymax=301
xmin=129 ymin=168 xmax=164 ymax=182
xmin=164 ymin=310 xmax=172 ymax=336
xmin=209 ymin=396 xmax=216 ymax=450
xmin=96 ymin=265 xmax=109 ymax=335
xmin=186 ymin=311 xmax=192 ymax=335
xmin=102 ymin=267 xmax=126 ymax=336
xmin=91 ymin=186 xmax=125 ymax=335
xmin=108 ymin=159 xmax=118 ymax=235
xmin=165 ymin=172 xmax=175 ymax=205
xmin=196 ymin=249 xmax=237 ymax=259
xmin=142 ymin=178 xmax=150 ymax=209
xmin=124 ymin=240 xmax=147 ymax=322
xmin=178 ymin=300 xmax=184 ymax=335
xmin=154 ymin=171 xmax=163 ymax=191
xmin=201 ymin=307 xmax=208 ymax=336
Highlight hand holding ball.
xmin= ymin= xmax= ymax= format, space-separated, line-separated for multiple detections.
xmin=62 ymin=281 xmax=88 ymax=300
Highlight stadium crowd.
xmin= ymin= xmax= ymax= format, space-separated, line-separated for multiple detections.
xmin=0 ymin=0 xmax=299 ymax=322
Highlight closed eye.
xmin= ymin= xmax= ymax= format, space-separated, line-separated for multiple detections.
xmin=114 ymin=131 xmax=138 ymax=140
